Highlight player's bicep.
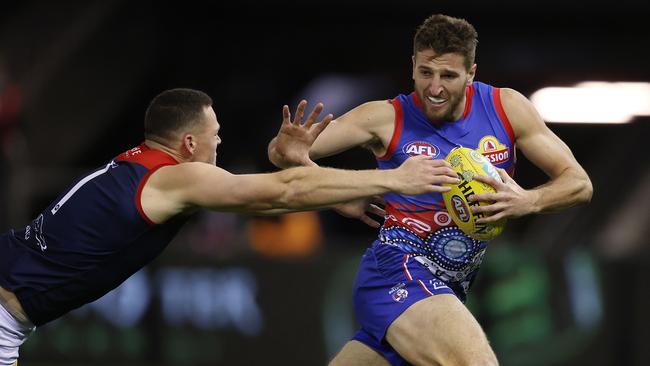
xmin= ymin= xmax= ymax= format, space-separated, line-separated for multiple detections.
xmin=149 ymin=163 xmax=285 ymax=216
xmin=517 ymin=127 xmax=578 ymax=178
xmin=310 ymin=101 xmax=394 ymax=159
xmin=185 ymin=167 xmax=285 ymax=212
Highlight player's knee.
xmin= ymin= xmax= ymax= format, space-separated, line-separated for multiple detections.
xmin=420 ymin=346 xmax=498 ymax=366
xmin=466 ymin=355 xmax=498 ymax=366
xmin=453 ymin=349 xmax=498 ymax=366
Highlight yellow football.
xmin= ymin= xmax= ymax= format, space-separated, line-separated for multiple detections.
xmin=442 ymin=147 xmax=506 ymax=241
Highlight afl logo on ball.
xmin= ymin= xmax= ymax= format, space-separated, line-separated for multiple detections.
xmin=403 ymin=141 xmax=440 ymax=158
xmin=451 ymin=195 xmax=471 ymax=223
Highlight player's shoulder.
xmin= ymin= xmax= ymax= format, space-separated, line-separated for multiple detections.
xmin=498 ymin=87 xmax=528 ymax=104
xmin=355 ymin=99 xmax=395 ymax=114
xmin=341 ymin=100 xmax=395 ymax=125
xmin=498 ymin=87 xmax=538 ymax=117
xmin=496 ymin=87 xmax=546 ymax=138
xmin=146 ymin=162 xmax=230 ymax=191
xmin=115 ymin=143 xmax=178 ymax=169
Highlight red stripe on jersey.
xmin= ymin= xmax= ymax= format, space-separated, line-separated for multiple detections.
xmin=377 ymin=98 xmax=404 ymax=161
xmin=115 ymin=143 xmax=179 ymax=169
xmin=492 ymin=88 xmax=516 ymax=145
xmin=463 ymin=84 xmax=474 ymax=119
xmin=418 ymin=280 xmax=434 ymax=296
xmin=119 ymin=143 xmax=179 ymax=225
xmin=135 ymin=168 xmax=159 ymax=225
xmin=135 ymin=164 xmax=176 ymax=225
xmin=411 ymin=91 xmax=422 ymax=108
xmin=402 ymin=254 xmax=413 ymax=280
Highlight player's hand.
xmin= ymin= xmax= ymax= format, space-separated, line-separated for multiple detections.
xmin=469 ymin=168 xmax=539 ymax=223
xmin=333 ymin=196 xmax=386 ymax=228
xmin=393 ymin=155 xmax=460 ymax=196
xmin=271 ymin=100 xmax=332 ymax=167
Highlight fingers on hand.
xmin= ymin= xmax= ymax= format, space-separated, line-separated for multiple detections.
xmin=361 ymin=215 xmax=381 ymax=228
xmin=433 ymin=167 xmax=459 ymax=179
xmin=371 ymin=195 xmax=386 ymax=206
xmin=472 ymin=174 xmax=496 ymax=185
xmin=469 ymin=193 xmax=494 ymax=202
xmin=476 ymin=211 xmax=505 ymax=224
xmin=304 ymin=102 xmax=324 ymax=128
xmin=368 ymin=204 xmax=386 ymax=217
xmin=313 ymin=114 xmax=333 ymax=134
xmin=294 ymin=100 xmax=307 ymax=124
xmin=497 ymin=168 xmax=510 ymax=182
xmin=282 ymin=105 xmax=291 ymax=124
xmin=472 ymin=202 xmax=497 ymax=214
xmin=436 ymin=176 xmax=460 ymax=185
xmin=427 ymin=185 xmax=451 ymax=193
xmin=430 ymin=159 xmax=453 ymax=168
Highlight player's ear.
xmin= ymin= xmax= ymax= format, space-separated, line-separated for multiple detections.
xmin=467 ymin=64 xmax=477 ymax=85
xmin=183 ymin=134 xmax=197 ymax=155
xmin=411 ymin=55 xmax=416 ymax=80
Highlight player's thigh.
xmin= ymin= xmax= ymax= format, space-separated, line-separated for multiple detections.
xmin=329 ymin=340 xmax=391 ymax=366
xmin=386 ymin=294 xmax=497 ymax=366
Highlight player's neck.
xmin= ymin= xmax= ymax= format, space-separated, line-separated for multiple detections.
xmin=143 ymin=139 xmax=185 ymax=163
xmin=450 ymin=93 xmax=467 ymax=122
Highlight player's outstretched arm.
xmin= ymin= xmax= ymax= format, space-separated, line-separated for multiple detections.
xmin=141 ymin=156 xmax=459 ymax=223
xmin=268 ymin=100 xmax=395 ymax=168
xmin=470 ymin=88 xmax=593 ymax=223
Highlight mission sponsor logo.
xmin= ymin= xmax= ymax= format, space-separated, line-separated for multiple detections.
xmin=477 ymin=136 xmax=509 ymax=164
xmin=403 ymin=141 xmax=440 ymax=158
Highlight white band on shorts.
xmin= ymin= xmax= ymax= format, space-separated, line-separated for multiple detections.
xmin=0 ymin=301 xmax=34 ymax=366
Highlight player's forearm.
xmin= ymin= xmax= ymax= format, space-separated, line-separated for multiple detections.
xmin=529 ymin=167 xmax=593 ymax=213
xmin=277 ymin=166 xmax=396 ymax=210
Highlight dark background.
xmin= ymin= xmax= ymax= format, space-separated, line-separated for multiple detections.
xmin=1 ymin=1 xmax=649 ymax=365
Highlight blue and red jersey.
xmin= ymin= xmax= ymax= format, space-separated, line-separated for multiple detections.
xmin=376 ymin=81 xmax=516 ymax=296
xmin=0 ymin=143 xmax=190 ymax=326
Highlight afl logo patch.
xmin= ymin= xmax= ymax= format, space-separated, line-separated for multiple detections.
xmin=403 ymin=141 xmax=440 ymax=158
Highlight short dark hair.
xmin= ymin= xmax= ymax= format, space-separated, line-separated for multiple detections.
xmin=413 ymin=14 xmax=478 ymax=70
xmin=144 ymin=88 xmax=213 ymax=141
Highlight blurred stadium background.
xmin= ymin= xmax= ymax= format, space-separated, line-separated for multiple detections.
xmin=1 ymin=1 xmax=649 ymax=365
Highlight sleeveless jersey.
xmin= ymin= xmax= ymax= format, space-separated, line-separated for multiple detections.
xmin=0 ymin=143 xmax=190 ymax=326
xmin=376 ymin=81 xmax=516 ymax=297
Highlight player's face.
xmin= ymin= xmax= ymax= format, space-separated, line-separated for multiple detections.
xmin=412 ymin=49 xmax=476 ymax=122
xmin=194 ymin=106 xmax=221 ymax=165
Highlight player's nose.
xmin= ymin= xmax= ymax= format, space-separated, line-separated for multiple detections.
xmin=429 ymin=76 xmax=443 ymax=96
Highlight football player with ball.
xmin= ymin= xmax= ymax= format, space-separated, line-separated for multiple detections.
xmin=268 ymin=13 xmax=592 ymax=366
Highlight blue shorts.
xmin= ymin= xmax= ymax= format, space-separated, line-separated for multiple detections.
xmin=351 ymin=241 xmax=457 ymax=366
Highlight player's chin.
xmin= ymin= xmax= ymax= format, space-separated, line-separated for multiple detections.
xmin=426 ymin=105 xmax=452 ymax=120
xmin=426 ymin=110 xmax=449 ymax=122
